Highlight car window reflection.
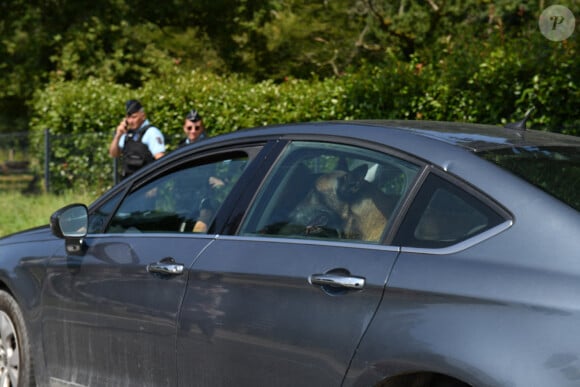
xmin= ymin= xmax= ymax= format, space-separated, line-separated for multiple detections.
xmin=240 ymin=141 xmax=420 ymax=244
xmin=106 ymin=156 xmax=249 ymax=234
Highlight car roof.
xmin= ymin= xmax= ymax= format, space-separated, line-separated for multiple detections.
xmin=368 ymin=120 xmax=580 ymax=151
xmin=239 ymin=120 xmax=580 ymax=152
xmin=161 ymin=119 xmax=580 ymax=181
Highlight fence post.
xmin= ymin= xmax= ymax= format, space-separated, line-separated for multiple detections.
xmin=44 ymin=128 xmax=50 ymax=193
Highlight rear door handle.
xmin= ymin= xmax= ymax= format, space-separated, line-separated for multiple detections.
xmin=309 ymin=273 xmax=365 ymax=289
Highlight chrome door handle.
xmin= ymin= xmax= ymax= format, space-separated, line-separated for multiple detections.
xmin=147 ymin=262 xmax=184 ymax=275
xmin=309 ymin=273 xmax=365 ymax=289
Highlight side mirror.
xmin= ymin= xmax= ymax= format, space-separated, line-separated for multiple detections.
xmin=50 ymin=204 xmax=88 ymax=239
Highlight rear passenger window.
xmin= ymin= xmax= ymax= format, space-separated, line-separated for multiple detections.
xmin=394 ymin=173 xmax=507 ymax=248
xmin=240 ymin=141 xmax=420 ymax=244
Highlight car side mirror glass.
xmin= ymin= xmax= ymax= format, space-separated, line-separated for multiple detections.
xmin=50 ymin=204 xmax=88 ymax=239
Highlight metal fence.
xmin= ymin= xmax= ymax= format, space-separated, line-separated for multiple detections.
xmin=0 ymin=130 xmax=120 ymax=193
xmin=0 ymin=131 xmax=34 ymax=192
xmin=2 ymin=129 xmax=184 ymax=193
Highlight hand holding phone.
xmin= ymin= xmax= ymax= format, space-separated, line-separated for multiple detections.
xmin=116 ymin=118 xmax=129 ymax=136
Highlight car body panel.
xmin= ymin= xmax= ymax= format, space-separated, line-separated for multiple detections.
xmin=40 ymin=234 xmax=214 ymax=386
xmin=347 ymin=234 xmax=580 ymax=386
xmin=177 ymin=236 xmax=399 ymax=386
xmin=0 ymin=227 xmax=59 ymax=386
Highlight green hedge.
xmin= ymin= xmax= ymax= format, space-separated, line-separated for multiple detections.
xmin=30 ymin=35 xmax=578 ymax=193
xmin=345 ymin=35 xmax=579 ymax=132
xmin=29 ymin=71 xmax=357 ymax=193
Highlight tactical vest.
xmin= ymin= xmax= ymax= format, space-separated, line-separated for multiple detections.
xmin=122 ymin=125 xmax=155 ymax=178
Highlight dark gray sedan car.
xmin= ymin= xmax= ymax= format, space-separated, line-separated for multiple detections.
xmin=1 ymin=120 xmax=579 ymax=387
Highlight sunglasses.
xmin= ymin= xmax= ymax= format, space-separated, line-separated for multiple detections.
xmin=186 ymin=125 xmax=202 ymax=131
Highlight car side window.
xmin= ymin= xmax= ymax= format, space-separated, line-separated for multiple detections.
xmin=394 ymin=173 xmax=507 ymax=248
xmin=106 ymin=155 xmax=248 ymax=234
xmin=240 ymin=141 xmax=420 ymax=244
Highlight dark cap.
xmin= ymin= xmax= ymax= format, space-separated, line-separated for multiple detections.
xmin=185 ymin=109 xmax=202 ymax=122
xmin=125 ymin=100 xmax=143 ymax=116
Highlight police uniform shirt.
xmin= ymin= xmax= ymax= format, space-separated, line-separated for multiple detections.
xmin=119 ymin=119 xmax=165 ymax=155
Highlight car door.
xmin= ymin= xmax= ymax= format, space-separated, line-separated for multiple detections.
xmin=343 ymin=170 xmax=513 ymax=385
xmin=40 ymin=147 xmax=259 ymax=387
xmin=176 ymin=140 xmax=422 ymax=386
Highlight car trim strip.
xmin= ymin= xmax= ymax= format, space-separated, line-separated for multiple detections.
xmin=400 ymin=219 xmax=513 ymax=255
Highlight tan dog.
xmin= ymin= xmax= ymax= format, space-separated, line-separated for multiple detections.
xmin=290 ymin=165 xmax=397 ymax=242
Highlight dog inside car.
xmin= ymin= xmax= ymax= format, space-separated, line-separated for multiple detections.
xmin=282 ymin=164 xmax=398 ymax=242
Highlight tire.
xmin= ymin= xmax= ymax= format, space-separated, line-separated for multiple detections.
xmin=0 ymin=290 xmax=35 ymax=387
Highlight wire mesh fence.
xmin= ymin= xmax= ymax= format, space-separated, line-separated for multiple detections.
xmin=2 ymin=129 xmax=182 ymax=193
xmin=0 ymin=131 xmax=35 ymax=192
xmin=0 ymin=130 xmax=119 ymax=193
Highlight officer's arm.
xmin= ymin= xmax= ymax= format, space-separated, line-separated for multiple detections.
xmin=109 ymin=120 xmax=127 ymax=157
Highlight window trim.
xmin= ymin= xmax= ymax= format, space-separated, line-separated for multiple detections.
xmin=400 ymin=219 xmax=513 ymax=255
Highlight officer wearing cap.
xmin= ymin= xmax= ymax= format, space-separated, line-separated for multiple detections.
xmin=178 ymin=109 xmax=206 ymax=148
xmin=109 ymin=99 xmax=166 ymax=178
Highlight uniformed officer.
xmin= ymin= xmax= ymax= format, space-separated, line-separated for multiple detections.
xmin=109 ymin=100 xmax=166 ymax=178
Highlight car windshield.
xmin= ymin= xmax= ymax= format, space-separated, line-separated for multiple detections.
xmin=480 ymin=146 xmax=580 ymax=211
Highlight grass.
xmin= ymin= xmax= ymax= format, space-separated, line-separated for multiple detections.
xmin=0 ymin=191 xmax=98 ymax=237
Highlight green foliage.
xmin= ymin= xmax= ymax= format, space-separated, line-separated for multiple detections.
xmin=0 ymin=190 xmax=97 ymax=237
xmin=30 ymin=78 xmax=130 ymax=193
xmin=50 ymin=18 xmax=217 ymax=87
xmin=29 ymin=70 xmax=356 ymax=192
xmin=344 ymin=26 xmax=578 ymax=133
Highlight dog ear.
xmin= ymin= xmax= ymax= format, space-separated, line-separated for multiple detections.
xmin=351 ymin=164 xmax=368 ymax=180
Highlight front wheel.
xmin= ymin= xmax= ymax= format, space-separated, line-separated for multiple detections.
xmin=0 ymin=290 xmax=34 ymax=387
